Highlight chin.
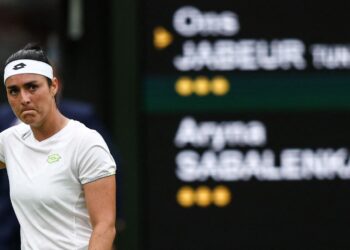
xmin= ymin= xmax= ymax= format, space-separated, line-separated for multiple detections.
xmin=20 ymin=117 xmax=38 ymax=126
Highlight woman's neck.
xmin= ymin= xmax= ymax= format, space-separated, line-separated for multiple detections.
xmin=31 ymin=111 xmax=69 ymax=142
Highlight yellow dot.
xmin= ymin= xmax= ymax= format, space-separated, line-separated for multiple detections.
xmin=193 ymin=76 xmax=210 ymax=96
xmin=195 ymin=186 xmax=212 ymax=207
xmin=211 ymin=76 xmax=230 ymax=96
xmin=177 ymin=186 xmax=195 ymax=207
xmin=175 ymin=77 xmax=193 ymax=96
xmin=153 ymin=26 xmax=173 ymax=49
xmin=212 ymin=185 xmax=231 ymax=207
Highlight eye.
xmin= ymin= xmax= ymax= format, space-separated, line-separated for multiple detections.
xmin=8 ymin=88 xmax=19 ymax=96
xmin=28 ymin=84 xmax=38 ymax=92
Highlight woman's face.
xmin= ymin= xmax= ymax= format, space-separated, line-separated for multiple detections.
xmin=5 ymin=73 xmax=58 ymax=128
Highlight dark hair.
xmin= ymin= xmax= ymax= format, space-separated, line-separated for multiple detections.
xmin=5 ymin=43 xmax=53 ymax=87
xmin=5 ymin=43 xmax=52 ymax=66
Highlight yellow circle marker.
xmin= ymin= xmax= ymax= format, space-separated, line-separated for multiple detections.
xmin=195 ymin=186 xmax=212 ymax=207
xmin=193 ymin=76 xmax=210 ymax=96
xmin=175 ymin=77 xmax=193 ymax=96
xmin=212 ymin=185 xmax=231 ymax=207
xmin=153 ymin=26 xmax=173 ymax=49
xmin=211 ymin=76 xmax=230 ymax=96
xmin=177 ymin=186 xmax=195 ymax=207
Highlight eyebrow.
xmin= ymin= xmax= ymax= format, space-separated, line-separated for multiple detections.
xmin=6 ymin=81 xmax=38 ymax=89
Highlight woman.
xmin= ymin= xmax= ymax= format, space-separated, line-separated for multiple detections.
xmin=0 ymin=44 xmax=117 ymax=250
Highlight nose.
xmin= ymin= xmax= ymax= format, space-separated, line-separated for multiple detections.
xmin=19 ymin=90 xmax=31 ymax=105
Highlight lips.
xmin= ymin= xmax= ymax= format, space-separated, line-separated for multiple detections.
xmin=21 ymin=109 xmax=36 ymax=116
xmin=21 ymin=107 xmax=35 ymax=112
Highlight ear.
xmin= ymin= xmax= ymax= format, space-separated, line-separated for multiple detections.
xmin=50 ymin=77 xmax=59 ymax=97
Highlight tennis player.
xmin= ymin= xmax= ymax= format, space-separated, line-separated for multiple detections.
xmin=0 ymin=44 xmax=117 ymax=249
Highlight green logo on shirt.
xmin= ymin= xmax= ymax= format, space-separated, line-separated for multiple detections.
xmin=47 ymin=153 xmax=61 ymax=164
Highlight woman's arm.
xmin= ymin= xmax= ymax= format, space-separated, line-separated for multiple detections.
xmin=84 ymin=175 xmax=116 ymax=250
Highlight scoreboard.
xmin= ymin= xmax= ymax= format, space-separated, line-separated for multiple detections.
xmin=140 ymin=1 xmax=350 ymax=249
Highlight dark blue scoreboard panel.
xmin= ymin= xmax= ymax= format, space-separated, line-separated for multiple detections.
xmin=140 ymin=1 xmax=350 ymax=249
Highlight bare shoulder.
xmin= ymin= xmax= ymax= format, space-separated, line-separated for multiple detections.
xmin=0 ymin=161 xmax=5 ymax=169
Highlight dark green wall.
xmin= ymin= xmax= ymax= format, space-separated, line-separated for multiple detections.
xmin=111 ymin=0 xmax=140 ymax=249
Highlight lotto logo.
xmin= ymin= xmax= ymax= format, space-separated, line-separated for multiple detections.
xmin=13 ymin=63 xmax=26 ymax=70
